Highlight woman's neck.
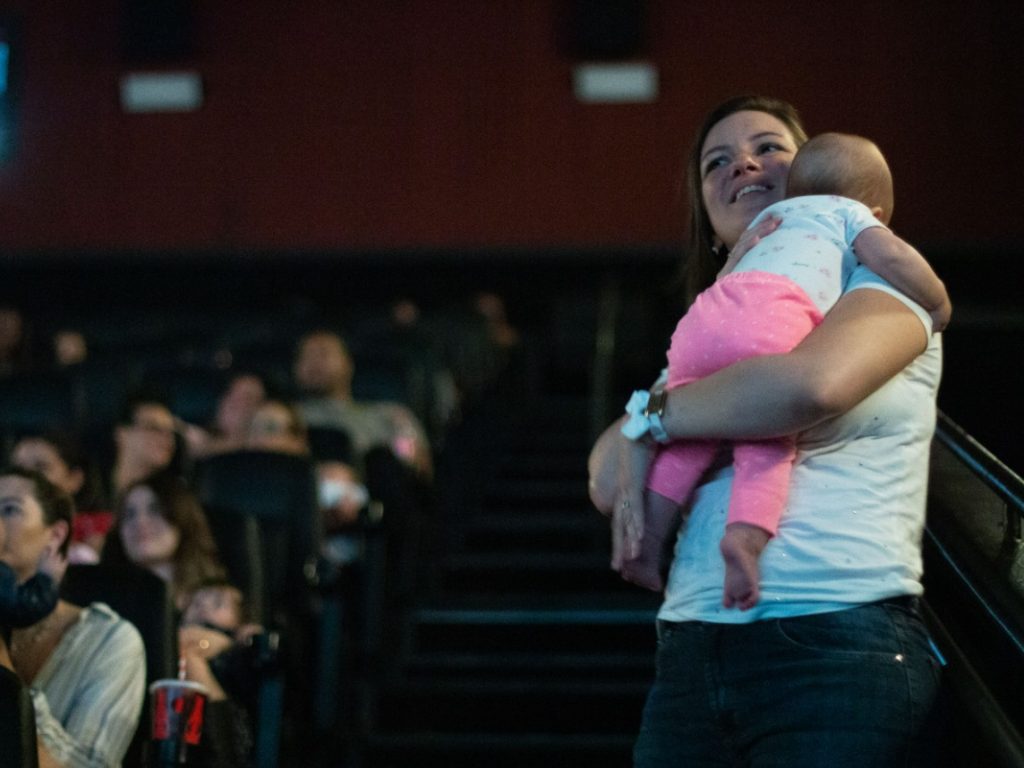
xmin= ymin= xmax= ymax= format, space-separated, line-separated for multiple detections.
xmin=148 ymin=561 xmax=175 ymax=584
xmin=10 ymin=600 xmax=82 ymax=684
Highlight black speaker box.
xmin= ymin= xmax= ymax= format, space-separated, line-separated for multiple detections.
xmin=122 ymin=0 xmax=195 ymax=63
xmin=567 ymin=0 xmax=645 ymax=59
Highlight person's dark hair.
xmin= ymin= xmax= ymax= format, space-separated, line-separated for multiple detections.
xmin=116 ymin=387 xmax=173 ymax=427
xmin=14 ymin=429 xmax=108 ymax=510
xmin=682 ymin=95 xmax=809 ymax=305
xmin=0 ymin=465 xmax=75 ymax=557
xmin=186 ymin=576 xmax=250 ymax=626
xmin=103 ymin=470 xmax=224 ymax=603
xmin=294 ymin=328 xmax=349 ymax=360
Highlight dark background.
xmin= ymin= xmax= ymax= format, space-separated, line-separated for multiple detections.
xmin=0 ymin=0 xmax=1020 ymax=471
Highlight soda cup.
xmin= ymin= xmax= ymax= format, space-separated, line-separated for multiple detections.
xmin=147 ymin=679 xmax=209 ymax=766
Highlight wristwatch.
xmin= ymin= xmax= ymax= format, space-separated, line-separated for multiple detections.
xmin=620 ymin=387 xmax=671 ymax=444
xmin=644 ymin=387 xmax=670 ymax=443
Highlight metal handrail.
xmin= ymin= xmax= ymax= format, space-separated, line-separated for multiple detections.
xmin=935 ymin=410 xmax=1024 ymax=515
xmin=926 ymin=410 xmax=1024 ymax=764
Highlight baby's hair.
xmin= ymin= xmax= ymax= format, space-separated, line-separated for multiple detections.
xmin=787 ymin=133 xmax=895 ymax=224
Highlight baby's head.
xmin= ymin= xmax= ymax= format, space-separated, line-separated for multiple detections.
xmin=786 ymin=132 xmax=895 ymax=224
xmin=182 ymin=578 xmax=245 ymax=635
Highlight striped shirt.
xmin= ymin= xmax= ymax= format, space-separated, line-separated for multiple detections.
xmin=30 ymin=603 xmax=146 ymax=768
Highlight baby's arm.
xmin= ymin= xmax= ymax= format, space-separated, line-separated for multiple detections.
xmin=852 ymin=228 xmax=951 ymax=332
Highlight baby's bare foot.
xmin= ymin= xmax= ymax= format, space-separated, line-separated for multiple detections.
xmin=720 ymin=523 xmax=771 ymax=610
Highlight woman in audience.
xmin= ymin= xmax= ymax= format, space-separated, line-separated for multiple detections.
xmin=247 ymin=399 xmax=369 ymax=563
xmin=0 ymin=466 xmax=146 ymax=767
xmin=0 ymin=304 xmax=32 ymax=378
xmin=102 ymin=470 xmax=225 ymax=609
xmin=11 ymin=431 xmax=112 ymax=564
xmin=109 ymin=392 xmax=181 ymax=497
xmin=184 ymin=372 xmax=268 ymax=459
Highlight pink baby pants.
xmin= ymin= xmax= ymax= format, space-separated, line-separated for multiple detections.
xmin=646 ymin=271 xmax=824 ymax=535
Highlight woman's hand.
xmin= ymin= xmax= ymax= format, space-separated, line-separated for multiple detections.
xmin=178 ymin=625 xmax=234 ymax=660
xmin=179 ymin=652 xmax=228 ymax=702
xmin=178 ymin=626 xmax=234 ymax=702
xmin=717 ymin=215 xmax=781 ymax=278
xmin=588 ymin=416 xmax=655 ymax=570
xmin=610 ymin=438 xmax=654 ymax=570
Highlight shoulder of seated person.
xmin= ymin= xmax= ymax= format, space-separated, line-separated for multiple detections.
xmin=80 ymin=602 xmax=131 ymax=625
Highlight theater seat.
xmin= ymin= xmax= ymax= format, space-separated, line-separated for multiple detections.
xmin=60 ymin=564 xmax=176 ymax=768
xmin=0 ymin=664 xmax=38 ymax=768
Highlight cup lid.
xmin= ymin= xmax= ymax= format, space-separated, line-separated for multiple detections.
xmin=148 ymin=679 xmax=209 ymax=695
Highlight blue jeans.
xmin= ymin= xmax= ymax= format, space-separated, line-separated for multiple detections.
xmin=634 ymin=598 xmax=942 ymax=767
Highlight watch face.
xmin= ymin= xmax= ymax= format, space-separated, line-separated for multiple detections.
xmin=645 ymin=389 xmax=667 ymax=417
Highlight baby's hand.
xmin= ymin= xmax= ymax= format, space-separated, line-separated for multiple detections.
xmin=718 ymin=215 xmax=781 ymax=278
xmin=36 ymin=542 xmax=67 ymax=583
xmin=930 ymin=297 xmax=952 ymax=334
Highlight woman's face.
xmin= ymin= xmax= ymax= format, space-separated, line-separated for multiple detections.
xmin=247 ymin=402 xmax=305 ymax=454
xmin=117 ymin=404 xmax=177 ymax=471
xmin=215 ymin=375 xmax=266 ymax=437
xmin=119 ymin=485 xmax=181 ymax=570
xmin=0 ymin=475 xmax=64 ymax=582
xmin=700 ymin=110 xmax=799 ymax=250
xmin=11 ymin=438 xmax=84 ymax=496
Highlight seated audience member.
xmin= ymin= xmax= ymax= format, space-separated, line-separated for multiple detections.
xmin=247 ymin=399 xmax=370 ymax=565
xmin=0 ymin=304 xmax=32 ymax=378
xmin=293 ymin=330 xmax=433 ymax=481
xmin=102 ymin=470 xmax=225 ymax=610
xmin=11 ymin=431 xmax=112 ymax=564
xmin=178 ymin=578 xmax=259 ymax=768
xmin=110 ymin=391 xmax=180 ymax=497
xmin=0 ymin=466 xmax=146 ymax=767
xmin=246 ymin=399 xmax=309 ymax=456
xmin=51 ymin=329 xmax=89 ymax=369
xmin=184 ymin=372 xmax=268 ymax=460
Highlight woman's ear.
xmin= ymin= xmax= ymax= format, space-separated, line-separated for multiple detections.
xmin=49 ymin=519 xmax=70 ymax=554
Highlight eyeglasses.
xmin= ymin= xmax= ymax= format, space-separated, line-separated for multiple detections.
xmin=131 ymin=421 xmax=177 ymax=437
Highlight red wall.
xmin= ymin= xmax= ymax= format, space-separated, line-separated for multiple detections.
xmin=0 ymin=1 xmax=1020 ymax=253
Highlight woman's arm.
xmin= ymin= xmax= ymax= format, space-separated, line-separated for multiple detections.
xmin=656 ymin=287 xmax=929 ymax=440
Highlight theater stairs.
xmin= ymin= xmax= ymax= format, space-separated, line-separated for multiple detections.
xmin=357 ymin=393 xmax=660 ymax=767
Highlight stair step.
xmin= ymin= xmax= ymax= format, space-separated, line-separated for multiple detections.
xmin=404 ymin=650 xmax=653 ymax=680
xmin=362 ymin=730 xmax=635 ymax=768
xmin=494 ymin=452 xmax=589 ymax=480
xmin=483 ymin=478 xmax=590 ymax=503
xmin=439 ymin=551 xmax=638 ymax=594
xmin=375 ymin=677 xmax=649 ymax=733
xmin=409 ymin=602 xmax=657 ymax=656
xmin=460 ymin=514 xmax=608 ymax=553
